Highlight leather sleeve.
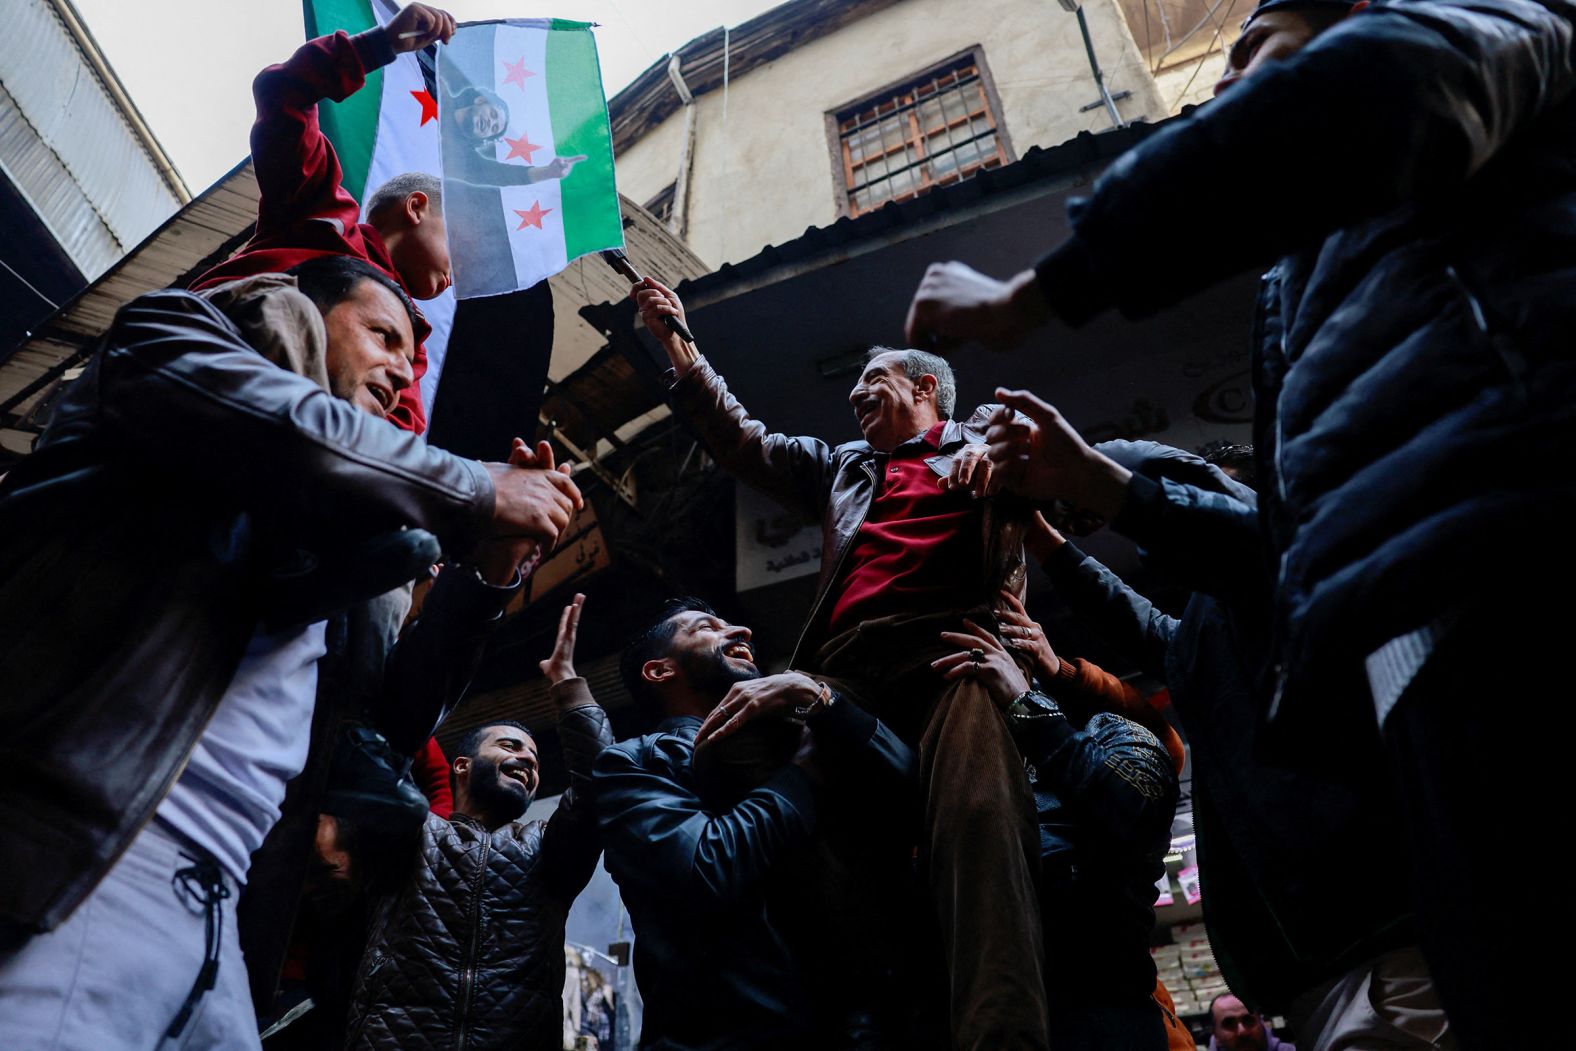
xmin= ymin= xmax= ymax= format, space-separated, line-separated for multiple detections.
xmin=96 ymin=291 xmax=493 ymax=552
xmin=669 ymin=357 xmax=833 ymax=522
xmin=806 ymin=695 xmax=917 ymax=799
xmin=1038 ymin=541 xmax=1177 ymax=678
xmin=594 ymin=739 xmax=818 ymax=914
xmin=539 ymin=685 xmax=616 ymax=900
xmin=1037 ymin=0 xmax=1576 ymax=322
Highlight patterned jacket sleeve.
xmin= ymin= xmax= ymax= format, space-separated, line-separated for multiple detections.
xmin=1016 ymin=709 xmax=1178 ymax=854
xmin=539 ymin=679 xmax=616 ymax=900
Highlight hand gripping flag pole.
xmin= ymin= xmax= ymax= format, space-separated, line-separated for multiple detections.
xmin=599 ymin=249 xmax=695 ymax=344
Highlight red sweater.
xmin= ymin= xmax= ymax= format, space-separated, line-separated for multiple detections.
xmin=827 ymin=423 xmax=984 ymax=635
xmin=413 ymin=737 xmax=454 ymax=818
xmin=189 ymin=29 xmax=429 ymax=435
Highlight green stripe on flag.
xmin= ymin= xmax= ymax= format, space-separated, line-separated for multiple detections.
xmin=545 ymin=23 xmax=623 ymax=262
xmin=304 ymin=0 xmax=381 ymax=203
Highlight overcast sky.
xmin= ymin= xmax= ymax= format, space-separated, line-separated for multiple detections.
xmin=73 ymin=0 xmax=782 ymax=193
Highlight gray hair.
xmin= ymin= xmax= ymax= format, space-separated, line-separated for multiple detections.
xmin=365 ymin=172 xmax=443 ymax=223
xmin=868 ymin=346 xmax=957 ymax=419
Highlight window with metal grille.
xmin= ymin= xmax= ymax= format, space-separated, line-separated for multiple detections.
xmin=832 ymin=53 xmax=1011 ymax=217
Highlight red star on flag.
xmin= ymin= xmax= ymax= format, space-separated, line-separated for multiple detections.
xmin=410 ymin=89 xmax=438 ymax=126
xmin=503 ymin=133 xmax=544 ymax=163
xmin=514 ymin=201 xmax=553 ymax=230
xmin=502 ymin=57 xmax=536 ymax=91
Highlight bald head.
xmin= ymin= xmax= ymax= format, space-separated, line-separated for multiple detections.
xmin=1210 ymin=993 xmax=1268 ymax=1051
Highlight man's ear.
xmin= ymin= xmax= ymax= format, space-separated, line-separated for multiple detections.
xmin=914 ymin=373 xmax=938 ymax=403
xmin=642 ymin=657 xmax=677 ymax=686
xmin=452 ymin=755 xmax=470 ymax=784
xmin=405 ymin=191 xmax=430 ymax=226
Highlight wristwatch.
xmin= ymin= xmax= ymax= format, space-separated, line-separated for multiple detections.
xmin=1005 ymin=690 xmax=1063 ymax=723
xmin=792 ymin=680 xmax=836 ymax=720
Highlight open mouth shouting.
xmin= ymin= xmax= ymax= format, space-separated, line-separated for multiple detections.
xmin=854 ymin=395 xmax=882 ymax=431
xmin=721 ymin=640 xmax=756 ymax=667
xmin=500 ymin=760 xmax=536 ymax=793
xmin=364 ymin=381 xmax=394 ymax=416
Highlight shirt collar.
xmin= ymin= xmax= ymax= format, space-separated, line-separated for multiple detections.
xmin=658 ymin=715 xmax=703 ymax=739
xmin=892 ymin=421 xmax=948 ymax=455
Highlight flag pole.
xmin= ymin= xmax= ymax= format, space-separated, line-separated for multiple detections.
xmin=600 ymin=250 xmax=695 ymax=344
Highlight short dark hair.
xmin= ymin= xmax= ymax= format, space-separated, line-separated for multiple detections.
xmin=452 ymin=720 xmax=532 ymax=766
xmin=1199 ymin=441 xmax=1257 ymax=489
xmin=286 ymin=255 xmax=420 ymax=335
xmin=619 ymin=597 xmax=718 ymax=722
xmin=365 ymin=172 xmax=443 ymax=223
xmin=868 ymin=346 xmax=957 ymax=419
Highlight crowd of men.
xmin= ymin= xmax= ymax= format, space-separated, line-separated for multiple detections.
xmin=1 ymin=0 xmax=1569 ymax=1046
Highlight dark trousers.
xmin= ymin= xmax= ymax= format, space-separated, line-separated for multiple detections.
xmin=1380 ymin=605 xmax=1558 ymax=1051
xmin=817 ymin=609 xmax=1049 ymax=1051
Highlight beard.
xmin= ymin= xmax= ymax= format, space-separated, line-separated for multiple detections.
xmin=467 ymin=754 xmax=533 ymax=823
xmin=679 ymin=644 xmax=761 ymax=702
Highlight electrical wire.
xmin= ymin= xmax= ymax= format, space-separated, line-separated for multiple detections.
xmin=1166 ymin=0 xmax=1244 ymax=109
xmin=0 ymin=256 xmax=60 ymax=312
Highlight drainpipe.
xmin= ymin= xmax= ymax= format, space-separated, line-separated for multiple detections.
xmin=1060 ymin=0 xmax=1128 ymax=129
xmin=667 ymin=54 xmax=698 ymax=239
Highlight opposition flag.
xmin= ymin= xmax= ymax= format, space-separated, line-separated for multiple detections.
xmin=437 ymin=20 xmax=623 ymax=299
xmin=303 ymin=0 xmax=558 ymax=455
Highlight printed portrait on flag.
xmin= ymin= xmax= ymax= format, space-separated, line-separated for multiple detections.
xmin=438 ymin=20 xmax=623 ymax=299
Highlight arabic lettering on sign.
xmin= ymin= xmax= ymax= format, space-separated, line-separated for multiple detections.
xmin=764 ymin=547 xmax=821 ymax=575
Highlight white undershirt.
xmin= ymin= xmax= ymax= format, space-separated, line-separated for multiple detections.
xmin=155 ymin=620 xmax=328 ymax=885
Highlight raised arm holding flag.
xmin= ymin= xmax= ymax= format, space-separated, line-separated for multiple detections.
xmin=188 ymin=2 xmax=456 ymax=435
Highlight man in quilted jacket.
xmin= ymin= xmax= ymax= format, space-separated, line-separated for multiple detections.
xmin=344 ymin=594 xmax=613 ymax=1050
xmin=906 ymin=0 xmax=1576 ymax=1042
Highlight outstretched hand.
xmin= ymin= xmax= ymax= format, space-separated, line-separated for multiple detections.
xmin=474 ymin=438 xmax=578 ymax=582
xmin=629 ymin=276 xmax=697 ymax=370
xmin=938 ymin=442 xmax=995 ymax=498
xmin=996 ymin=589 xmax=1060 ymax=684
xmin=904 ymin=263 xmax=1049 ymax=352
xmin=696 ymin=672 xmax=823 ymax=748
xmin=984 ymin=387 xmax=1130 ymax=517
xmin=387 ymin=3 xmax=456 ymax=52
xmin=541 ymin=155 xmax=589 ymax=181
xmin=540 ymin=593 xmax=586 ymax=684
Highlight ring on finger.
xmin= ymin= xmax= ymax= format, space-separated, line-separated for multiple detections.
xmin=969 ymin=647 xmax=985 ymax=664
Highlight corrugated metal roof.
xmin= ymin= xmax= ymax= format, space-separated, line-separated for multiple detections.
xmin=1 ymin=0 xmax=187 ymax=278
xmin=584 ymin=119 xmax=1162 ymax=331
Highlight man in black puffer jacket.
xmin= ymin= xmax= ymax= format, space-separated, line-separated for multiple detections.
xmin=345 ymin=594 xmax=613 ymax=1050
xmin=906 ymin=0 xmax=1575 ymax=1044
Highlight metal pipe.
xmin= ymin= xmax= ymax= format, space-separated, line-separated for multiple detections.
xmin=1075 ymin=5 xmax=1126 ymax=129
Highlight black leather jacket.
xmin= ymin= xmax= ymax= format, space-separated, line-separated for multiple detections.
xmin=0 ymin=290 xmax=495 ymax=934
xmin=346 ymin=684 xmax=613 ymax=1051
xmin=595 ymin=700 xmax=915 ymax=1050
xmin=668 ymin=358 xmax=1029 ymax=666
